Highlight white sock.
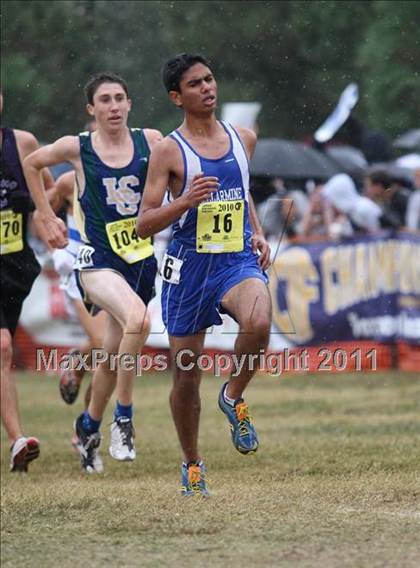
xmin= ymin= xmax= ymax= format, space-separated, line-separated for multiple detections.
xmin=223 ymin=386 xmax=236 ymax=406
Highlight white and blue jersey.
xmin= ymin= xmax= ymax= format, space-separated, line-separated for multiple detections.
xmin=52 ymin=213 xmax=83 ymax=300
xmin=161 ymin=121 xmax=268 ymax=337
xmin=170 ymin=121 xmax=253 ymax=250
xmin=67 ymin=213 xmax=83 ymax=258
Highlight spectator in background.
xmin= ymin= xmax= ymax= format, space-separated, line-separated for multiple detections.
xmin=322 ymin=173 xmax=382 ymax=234
xmin=407 ymin=187 xmax=420 ymax=231
xmin=253 ymin=177 xmax=284 ymax=238
xmin=254 ymin=177 xmax=308 ymax=239
xmin=301 ymin=183 xmax=334 ymax=237
xmin=281 ymin=180 xmax=308 ymax=237
xmin=407 ymin=188 xmax=420 ymax=231
xmin=364 ymin=169 xmax=409 ymax=228
xmin=400 ymin=155 xmax=420 ymax=230
xmin=341 ymin=116 xmax=393 ymax=164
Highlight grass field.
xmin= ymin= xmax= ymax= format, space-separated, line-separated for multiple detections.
xmin=1 ymin=370 xmax=420 ymax=567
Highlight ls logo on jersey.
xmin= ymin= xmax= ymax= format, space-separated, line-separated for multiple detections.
xmin=103 ymin=176 xmax=141 ymax=216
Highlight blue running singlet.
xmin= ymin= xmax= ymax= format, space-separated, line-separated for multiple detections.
xmin=161 ymin=122 xmax=268 ymax=336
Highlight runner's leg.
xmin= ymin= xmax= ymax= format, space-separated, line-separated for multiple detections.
xmin=0 ymin=328 xmax=22 ymax=444
xmin=79 ymin=269 xmax=150 ymax=417
xmin=169 ymin=332 xmax=206 ymax=464
xmin=220 ymin=278 xmax=271 ymax=399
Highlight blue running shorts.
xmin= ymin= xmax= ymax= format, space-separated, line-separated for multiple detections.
xmin=161 ymin=240 xmax=268 ymax=337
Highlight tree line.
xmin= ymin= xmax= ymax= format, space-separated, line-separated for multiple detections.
xmin=2 ymin=0 xmax=419 ymax=143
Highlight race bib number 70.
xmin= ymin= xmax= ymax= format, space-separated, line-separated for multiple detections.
xmin=0 ymin=210 xmax=23 ymax=255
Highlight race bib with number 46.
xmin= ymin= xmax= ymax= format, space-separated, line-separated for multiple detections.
xmin=74 ymin=245 xmax=95 ymax=269
xmin=196 ymin=199 xmax=244 ymax=253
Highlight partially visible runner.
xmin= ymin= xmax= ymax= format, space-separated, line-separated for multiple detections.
xmin=137 ymin=54 xmax=272 ymax=496
xmin=24 ymin=73 xmax=162 ymax=473
xmin=0 ymin=90 xmax=55 ymax=471
xmin=49 ymin=169 xmax=107 ymax=407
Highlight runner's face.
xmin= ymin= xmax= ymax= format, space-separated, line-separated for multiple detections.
xmin=173 ymin=63 xmax=217 ymax=114
xmin=87 ymin=83 xmax=131 ymax=131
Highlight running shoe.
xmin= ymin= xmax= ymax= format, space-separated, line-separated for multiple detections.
xmin=10 ymin=436 xmax=40 ymax=472
xmin=59 ymin=349 xmax=81 ymax=404
xmin=181 ymin=461 xmax=209 ymax=496
xmin=109 ymin=416 xmax=136 ymax=461
xmin=73 ymin=414 xmax=103 ymax=473
xmin=218 ymin=382 xmax=259 ymax=454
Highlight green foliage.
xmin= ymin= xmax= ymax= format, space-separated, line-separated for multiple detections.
xmin=358 ymin=0 xmax=420 ymax=134
xmin=1 ymin=0 xmax=418 ymax=142
xmin=289 ymin=1 xmax=375 ymax=134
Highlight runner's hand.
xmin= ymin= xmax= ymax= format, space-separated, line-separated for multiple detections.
xmin=37 ymin=212 xmax=68 ymax=249
xmin=182 ymin=173 xmax=219 ymax=208
xmin=251 ymin=233 xmax=271 ymax=270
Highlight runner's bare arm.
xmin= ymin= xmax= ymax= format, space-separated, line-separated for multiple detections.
xmin=143 ymin=128 xmax=164 ymax=151
xmin=234 ymin=126 xmax=271 ymax=269
xmin=30 ymin=167 xmax=59 ymax=246
xmin=31 ymin=171 xmax=75 ymax=249
xmin=15 ymin=129 xmax=55 ymax=195
xmin=137 ymin=138 xmax=219 ymax=238
xmin=49 ymin=171 xmax=75 ymax=212
xmin=23 ymin=136 xmax=78 ymax=215
xmin=248 ymin=194 xmax=271 ymax=269
xmin=248 ymin=193 xmax=264 ymax=234
xmin=15 ymin=129 xmax=42 ymax=162
xmin=232 ymin=127 xmax=266 ymax=234
xmin=235 ymin=125 xmax=257 ymax=161
xmin=23 ymin=136 xmax=79 ymax=248
xmin=14 ymin=130 xmax=56 ymax=245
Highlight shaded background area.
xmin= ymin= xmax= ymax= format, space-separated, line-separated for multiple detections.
xmin=2 ymin=0 xmax=419 ymax=142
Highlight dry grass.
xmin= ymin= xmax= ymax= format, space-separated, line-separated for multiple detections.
xmin=1 ymin=370 xmax=420 ymax=567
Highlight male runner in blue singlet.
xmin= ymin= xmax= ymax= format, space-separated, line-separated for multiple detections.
xmin=137 ymin=54 xmax=272 ymax=495
xmin=24 ymin=73 xmax=162 ymax=473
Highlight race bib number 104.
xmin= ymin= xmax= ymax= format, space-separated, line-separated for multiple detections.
xmin=106 ymin=217 xmax=153 ymax=264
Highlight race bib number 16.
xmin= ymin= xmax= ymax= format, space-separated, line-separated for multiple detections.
xmin=196 ymin=199 xmax=244 ymax=253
